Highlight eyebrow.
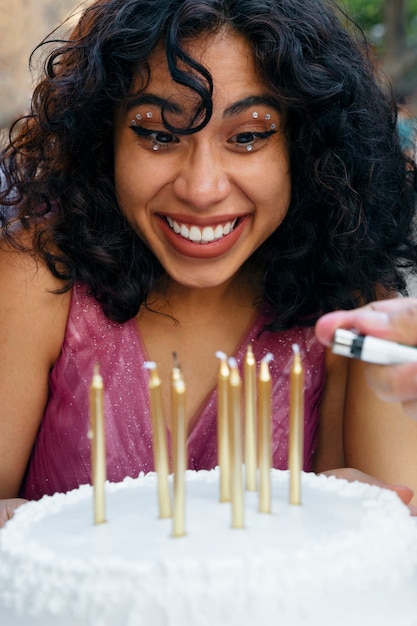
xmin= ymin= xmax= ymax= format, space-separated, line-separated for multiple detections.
xmin=223 ymin=95 xmax=281 ymax=118
xmin=126 ymin=94 xmax=183 ymax=115
xmin=125 ymin=93 xmax=280 ymax=118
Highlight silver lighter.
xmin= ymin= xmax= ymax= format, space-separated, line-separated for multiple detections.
xmin=331 ymin=328 xmax=417 ymax=365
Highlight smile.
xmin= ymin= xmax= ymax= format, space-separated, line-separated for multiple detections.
xmin=166 ymin=217 xmax=238 ymax=244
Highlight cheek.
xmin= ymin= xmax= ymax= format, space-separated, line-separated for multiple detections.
xmin=260 ymin=167 xmax=291 ymax=227
xmin=114 ymin=155 xmax=130 ymax=210
xmin=114 ymin=139 xmax=146 ymax=212
xmin=114 ymin=163 xmax=146 ymax=218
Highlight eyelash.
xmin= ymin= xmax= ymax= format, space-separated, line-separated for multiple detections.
xmin=130 ymin=127 xmax=179 ymax=149
xmin=129 ymin=126 xmax=277 ymax=151
xmin=228 ymin=130 xmax=277 ymax=150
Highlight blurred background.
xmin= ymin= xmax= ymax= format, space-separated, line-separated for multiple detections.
xmin=0 ymin=0 xmax=92 ymax=131
xmin=342 ymin=0 xmax=417 ymax=107
xmin=1 ymin=0 xmax=417 ymax=128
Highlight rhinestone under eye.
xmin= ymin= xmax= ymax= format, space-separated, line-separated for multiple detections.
xmin=252 ymin=112 xmax=259 ymax=119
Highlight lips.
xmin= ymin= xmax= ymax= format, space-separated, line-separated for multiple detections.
xmin=158 ymin=214 xmax=248 ymax=259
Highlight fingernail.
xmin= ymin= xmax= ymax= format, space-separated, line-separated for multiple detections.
xmin=358 ymin=311 xmax=390 ymax=330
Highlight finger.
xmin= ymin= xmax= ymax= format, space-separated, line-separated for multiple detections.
xmin=402 ymin=399 xmax=417 ymax=421
xmin=408 ymin=503 xmax=417 ymax=516
xmin=375 ymin=300 xmax=417 ymax=344
xmin=315 ymin=309 xmax=391 ymax=346
xmin=365 ymin=362 xmax=417 ymax=406
xmin=316 ymin=298 xmax=417 ymax=346
xmin=0 ymin=498 xmax=27 ymax=528
xmin=320 ymin=468 xmax=414 ymax=506
xmin=382 ymin=483 xmax=414 ymax=506
xmin=365 ymin=298 xmax=417 ymax=314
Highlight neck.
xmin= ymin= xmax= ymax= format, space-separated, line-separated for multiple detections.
xmin=145 ymin=272 xmax=259 ymax=322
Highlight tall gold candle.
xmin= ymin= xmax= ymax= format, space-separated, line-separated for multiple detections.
xmin=258 ymin=353 xmax=273 ymax=514
xmin=89 ymin=363 xmax=106 ymax=525
xmin=289 ymin=344 xmax=304 ymax=505
xmin=172 ymin=375 xmax=186 ymax=537
xmin=215 ymin=351 xmax=231 ymax=502
xmin=170 ymin=352 xmax=182 ymax=475
xmin=144 ymin=361 xmax=172 ymax=518
xmin=228 ymin=358 xmax=244 ymax=529
xmin=244 ymin=344 xmax=257 ymax=491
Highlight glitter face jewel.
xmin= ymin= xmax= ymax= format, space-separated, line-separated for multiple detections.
xmin=265 ymin=114 xmax=271 ymax=120
xmin=271 ymin=123 xmax=276 ymax=130
xmin=146 ymin=112 xmax=153 ymax=119
xmin=252 ymin=112 xmax=259 ymax=119
xmin=246 ymin=144 xmax=253 ymax=152
xmin=136 ymin=113 xmax=142 ymax=120
xmin=152 ymin=144 xmax=160 ymax=151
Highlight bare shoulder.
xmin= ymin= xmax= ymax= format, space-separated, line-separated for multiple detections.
xmin=0 ymin=239 xmax=71 ymax=364
xmin=0 ymin=240 xmax=72 ymax=497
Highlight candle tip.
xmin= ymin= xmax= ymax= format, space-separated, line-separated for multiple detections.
xmin=143 ymin=361 xmax=157 ymax=370
xmin=172 ymin=352 xmax=180 ymax=368
xmin=228 ymin=357 xmax=238 ymax=369
xmin=292 ymin=344 xmax=300 ymax=355
xmin=215 ymin=350 xmax=227 ymax=361
xmin=261 ymin=352 xmax=274 ymax=364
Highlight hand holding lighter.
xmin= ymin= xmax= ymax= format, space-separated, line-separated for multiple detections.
xmin=332 ymin=328 xmax=417 ymax=365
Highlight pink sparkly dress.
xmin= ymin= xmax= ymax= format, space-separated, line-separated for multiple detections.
xmin=20 ymin=283 xmax=326 ymax=500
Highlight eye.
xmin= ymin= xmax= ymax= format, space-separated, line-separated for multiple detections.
xmin=227 ymin=129 xmax=277 ymax=151
xmin=130 ymin=126 xmax=180 ymax=150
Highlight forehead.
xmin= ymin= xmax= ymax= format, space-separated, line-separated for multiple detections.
xmin=136 ymin=30 xmax=268 ymax=106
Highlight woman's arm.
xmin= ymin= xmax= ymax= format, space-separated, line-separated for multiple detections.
xmin=313 ymin=338 xmax=417 ymax=509
xmin=0 ymin=499 xmax=27 ymax=527
xmin=0 ymin=241 xmax=70 ymax=499
xmin=313 ymin=348 xmax=348 ymax=472
xmin=343 ymin=356 xmax=417 ymax=506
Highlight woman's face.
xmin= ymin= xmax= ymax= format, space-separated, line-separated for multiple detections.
xmin=114 ymin=30 xmax=291 ymax=290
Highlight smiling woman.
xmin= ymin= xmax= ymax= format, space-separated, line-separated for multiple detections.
xmin=1 ymin=0 xmax=417 ymax=522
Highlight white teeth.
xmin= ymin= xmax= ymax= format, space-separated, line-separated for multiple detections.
xmin=189 ymin=226 xmax=201 ymax=242
xmin=214 ymin=225 xmax=223 ymax=239
xmin=166 ymin=217 xmax=237 ymax=243
xmin=202 ymin=227 xmax=215 ymax=242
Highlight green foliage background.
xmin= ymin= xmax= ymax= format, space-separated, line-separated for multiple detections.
xmin=338 ymin=0 xmax=417 ymax=46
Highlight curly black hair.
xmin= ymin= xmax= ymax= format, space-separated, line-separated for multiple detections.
xmin=1 ymin=0 xmax=417 ymax=328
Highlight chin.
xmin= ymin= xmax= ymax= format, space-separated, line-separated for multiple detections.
xmin=167 ymin=268 xmax=237 ymax=291
xmin=174 ymin=277 xmax=230 ymax=290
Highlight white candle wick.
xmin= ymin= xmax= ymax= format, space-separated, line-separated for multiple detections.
xmin=216 ymin=351 xmax=228 ymax=361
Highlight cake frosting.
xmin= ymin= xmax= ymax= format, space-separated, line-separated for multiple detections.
xmin=1 ymin=469 xmax=417 ymax=626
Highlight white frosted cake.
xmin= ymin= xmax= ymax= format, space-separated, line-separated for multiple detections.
xmin=1 ymin=469 xmax=417 ymax=626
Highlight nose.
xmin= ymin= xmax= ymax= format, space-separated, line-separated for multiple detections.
xmin=173 ymin=141 xmax=231 ymax=211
